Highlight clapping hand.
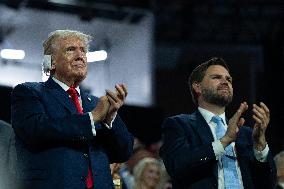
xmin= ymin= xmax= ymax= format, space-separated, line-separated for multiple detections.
xmin=252 ymin=102 xmax=270 ymax=151
xmin=220 ymin=102 xmax=248 ymax=148
xmin=104 ymin=84 xmax=128 ymax=125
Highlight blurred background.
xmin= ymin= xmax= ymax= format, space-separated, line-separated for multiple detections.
xmin=0 ymin=0 xmax=283 ymax=156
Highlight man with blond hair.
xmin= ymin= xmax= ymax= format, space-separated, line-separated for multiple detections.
xmin=11 ymin=30 xmax=133 ymax=189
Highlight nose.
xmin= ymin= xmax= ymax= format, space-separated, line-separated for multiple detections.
xmin=220 ymin=77 xmax=229 ymax=85
xmin=77 ymin=49 xmax=86 ymax=57
xmin=72 ymin=47 xmax=85 ymax=55
xmin=75 ymin=49 xmax=87 ymax=61
xmin=152 ymin=172 xmax=159 ymax=179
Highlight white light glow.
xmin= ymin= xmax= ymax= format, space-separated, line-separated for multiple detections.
xmin=87 ymin=50 xmax=107 ymax=62
xmin=42 ymin=71 xmax=49 ymax=82
xmin=0 ymin=49 xmax=25 ymax=60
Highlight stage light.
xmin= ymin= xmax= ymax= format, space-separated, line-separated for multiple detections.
xmin=0 ymin=49 xmax=25 ymax=60
xmin=87 ymin=50 xmax=107 ymax=62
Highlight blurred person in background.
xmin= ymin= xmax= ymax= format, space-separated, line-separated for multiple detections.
xmin=110 ymin=163 xmax=123 ymax=189
xmin=274 ymin=151 xmax=284 ymax=189
xmin=0 ymin=120 xmax=16 ymax=189
xmin=133 ymin=157 xmax=166 ymax=189
xmin=120 ymin=138 xmax=154 ymax=189
xmin=10 ymin=30 xmax=133 ymax=189
xmin=145 ymin=140 xmax=162 ymax=159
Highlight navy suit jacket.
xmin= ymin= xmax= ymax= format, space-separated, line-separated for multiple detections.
xmin=10 ymin=78 xmax=133 ymax=189
xmin=160 ymin=111 xmax=276 ymax=189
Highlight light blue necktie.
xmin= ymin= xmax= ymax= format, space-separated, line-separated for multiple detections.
xmin=212 ymin=116 xmax=240 ymax=189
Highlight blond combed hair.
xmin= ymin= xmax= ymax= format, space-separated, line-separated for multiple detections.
xmin=43 ymin=29 xmax=93 ymax=55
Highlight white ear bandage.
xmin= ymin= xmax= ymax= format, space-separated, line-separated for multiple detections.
xmin=42 ymin=55 xmax=52 ymax=73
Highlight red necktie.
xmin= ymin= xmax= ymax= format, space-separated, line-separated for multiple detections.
xmin=67 ymin=86 xmax=94 ymax=189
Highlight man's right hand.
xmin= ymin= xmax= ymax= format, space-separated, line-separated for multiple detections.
xmin=104 ymin=84 xmax=128 ymax=125
xmin=220 ymin=102 xmax=248 ymax=148
xmin=91 ymin=96 xmax=110 ymax=122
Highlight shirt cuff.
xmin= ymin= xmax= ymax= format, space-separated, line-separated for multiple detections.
xmin=102 ymin=113 xmax=117 ymax=129
xmin=254 ymin=143 xmax=269 ymax=162
xmin=212 ymin=140 xmax=225 ymax=160
xmin=88 ymin=112 xmax=96 ymax=136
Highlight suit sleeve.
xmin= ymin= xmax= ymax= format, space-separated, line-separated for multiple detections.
xmin=11 ymin=83 xmax=94 ymax=148
xmin=159 ymin=117 xmax=217 ymax=180
xmin=95 ymin=115 xmax=134 ymax=163
xmin=237 ymin=126 xmax=276 ymax=189
xmin=251 ymin=151 xmax=277 ymax=189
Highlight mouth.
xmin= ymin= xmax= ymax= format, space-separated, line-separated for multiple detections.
xmin=218 ymin=91 xmax=231 ymax=98
xmin=72 ymin=58 xmax=86 ymax=68
xmin=218 ymin=85 xmax=229 ymax=91
xmin=217 ymin=87 xmax=231 ymax=94
xmin=218 ymin=88 xmax=228 ymax=91
xmin=73 ymin=63 xmax=86 ymax=68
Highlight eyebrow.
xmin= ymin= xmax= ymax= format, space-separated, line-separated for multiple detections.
xmin=209 ymin=74 xmax=232 ymax=79
xmin=65 ymin=45 xmax=87 ymax=51
xmin=209 ymin=73 xmax=231 ymax=77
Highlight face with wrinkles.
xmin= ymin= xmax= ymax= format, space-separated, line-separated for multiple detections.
xmin=196 ymin=65 xmax=233 ymax=107
xmin=52 ymin=36 xmax=88 ymax=86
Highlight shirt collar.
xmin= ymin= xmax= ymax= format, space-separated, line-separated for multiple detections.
xmin=198 ymin=107 xmax=226 ymax=125
xmin=52 ymin=77 xmax=81 ymax=96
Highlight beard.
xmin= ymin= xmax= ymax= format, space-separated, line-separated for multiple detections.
xmin=201 ymin=86 xmax=233 ymax=107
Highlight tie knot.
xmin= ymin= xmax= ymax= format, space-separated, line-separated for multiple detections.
xmin=67 ymin=87 xmax=78 ymax=97
xmin=211 ymin=116 xmax=222 ymax=124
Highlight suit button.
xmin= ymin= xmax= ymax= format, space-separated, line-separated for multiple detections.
xmin=84 ymin=153 xmax=89 ymax=158
xmin=80 ymin=176 xmax=86 ymax=181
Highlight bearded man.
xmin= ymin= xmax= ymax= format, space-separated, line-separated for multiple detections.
xmin=159 ymin=57 xmax=276 ymax=189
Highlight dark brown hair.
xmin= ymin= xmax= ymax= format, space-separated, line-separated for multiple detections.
xmin=188 ymin=57 xmax=230 ymax=104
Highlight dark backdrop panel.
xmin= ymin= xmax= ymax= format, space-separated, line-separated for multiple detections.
xmin=119 ymin=105 xmax=164 ymax=146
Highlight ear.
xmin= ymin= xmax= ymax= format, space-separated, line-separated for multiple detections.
xmin=51 ymin=55 xmax=56 ymax=70
xmin=42 ymin=55 xmax=52 ymax=72
xmin=51 ymin=61 xmax=56 ymax=70
xmin=192 ymin=82 xmax=201 ymax=94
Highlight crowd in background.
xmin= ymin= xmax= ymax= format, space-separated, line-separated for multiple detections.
xmin=110 ymin=137 xmax=172 ymax=189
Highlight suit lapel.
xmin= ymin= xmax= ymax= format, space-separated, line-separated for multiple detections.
xmin=80 ymin=90 xmax=97 ymax=113
xmin=189 ymin=110 xmax=214 ymax=144
xmin=188 ymin=110 xmax=217 ymax=181
xmin=44 ymin=77 xmax=77 ymax=114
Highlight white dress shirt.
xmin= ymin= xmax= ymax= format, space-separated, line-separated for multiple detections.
xmin=198 ymin=107 xmax=269 ymax=189
xmin=52 ymin=77 xmax=114 ymax=136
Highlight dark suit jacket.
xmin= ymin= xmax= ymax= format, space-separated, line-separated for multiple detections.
xmin=10 ymin=78 xmax=133 ymax=189
xmin=0 ymin=120 xmax=17 ymax=189
xmin=159 ymin=111 xmax=276 ymax=189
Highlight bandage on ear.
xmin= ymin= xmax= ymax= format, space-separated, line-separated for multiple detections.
xmin=42 ymin=55 xmax=52 ymax=73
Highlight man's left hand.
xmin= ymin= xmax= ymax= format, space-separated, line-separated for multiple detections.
xmin=104 ymin=84 xmax=128 ymax=125
xmin=252 ymin=102 xmax=270 ymax=151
